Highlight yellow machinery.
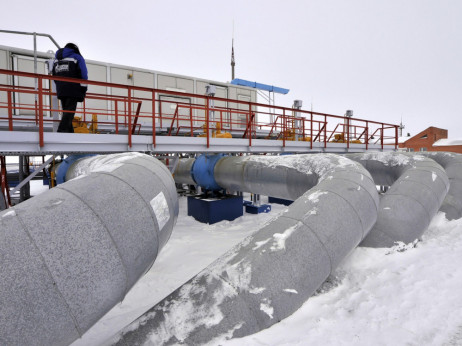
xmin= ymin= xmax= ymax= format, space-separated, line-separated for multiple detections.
xmin=72 ymin=114 xmax=99 ymax=134
xmin=330 ymin=133 xmax=362 ymax=144
xmin=278 ymin=129 xmax=311 ymax=142
xmin=197 ymin=123 xmax=232 ymax=138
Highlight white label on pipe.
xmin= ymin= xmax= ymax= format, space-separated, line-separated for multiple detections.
xmin=150 ymin=192 xmax=170 ymax=232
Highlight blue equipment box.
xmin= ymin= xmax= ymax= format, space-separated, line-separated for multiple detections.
xmin=268 ymin=196 xmax=293 ymax=206
xmin=245 ymin=204 xmax=271 ymax=214
xmin=187 ymin=194 xmax=243 ymax=224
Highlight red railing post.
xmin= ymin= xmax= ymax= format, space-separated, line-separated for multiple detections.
xmin=83 ymin=99 xmax=86 ymax=122
xmin=395 ymin=125 xmax=398 ymax=150
xmin=310 ymin=113 xmax=313 ymax=149
xmin=115 ymin=101 xmax=119 ymax=134
xmin=38 ymin=76 xmax=44 ymax=147
xmin=128 ymin=87 xmax=132 ymax=148
xmin=324 ymin=115 xmax=327 ymax=148
xmin=152 ymin=91 xmax=156 ymax=147
xmin=248 ymin=102 xmax=252 ymax=147
xmin=346 ymin=116 xmax=350 ymax=150
xmin=190 ymin=105 xmax=193 ymax=137
xmin=123 ymin=101 xmax=127 ymax=126
xmin=7 ymin=91 xmax=13 ymax=131
xmin=365 ymin=121 xmax=369 ymax=150
xmin=176 ymin=105 xmax=180 ymax=130
xmin=381 ymin=123 xmax=384 ymax=149
xmin=168 ymin=106 xmax=179 ymax=136
xmin=282 ymin=109 xmax=286 ymax=147
xmin=206 ymin=96 xmax=210 ymax=148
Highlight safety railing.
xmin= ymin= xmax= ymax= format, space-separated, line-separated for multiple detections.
xmin=0 ymin=68 xmax=399 ymax=151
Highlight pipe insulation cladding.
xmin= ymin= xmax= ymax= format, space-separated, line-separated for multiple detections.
xmin=115 ymin=153 xmax=380 ymax=345
xmin=0 ymin=152 xmax=179 ymax=346
xmin=419 ymin=152 xmax=462 ymax=220
xmin=345 ymin=152 xmax=450 ymax=247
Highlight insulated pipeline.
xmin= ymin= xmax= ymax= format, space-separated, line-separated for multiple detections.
xmin=419 ymin=152 xmax=462 ymax=220
xmin=345 ymin=152 xmax=449 ymax=247
xmin=116 ymin=153 xmax=379 ymax=345
xmin=172 ymin=157 xmax=195 ymax=185
xmin=0 ymin=153 xmax=178 ymax=346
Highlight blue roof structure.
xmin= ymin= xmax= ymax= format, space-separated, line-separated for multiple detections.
xmin=230 ymin=78 xmax=289 ymax=95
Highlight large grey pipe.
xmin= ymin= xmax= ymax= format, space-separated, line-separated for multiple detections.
xmin=114 ymin=153 xmax=379 ymax=345
xmin=419 ymin=152 xmax=462 ymax=220
xmin=345 ymin=152 xmax=449 ymax=247
xmin=0 ymin=153 xmax=178 ymax=346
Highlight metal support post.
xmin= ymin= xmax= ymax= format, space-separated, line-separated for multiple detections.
xmin=293 ymin=100 xmax=302 ymax=141
xmin=11 ymin=156 xmax=53 ymax=196
xmin=206 ymin=85 xmax=216 ymax=140
xmin=0 ymin=156 xmax=11 ymax=209
xmin=18 ymin=156 xmax=31 ymax=202
xmin=251 ymin=193 xmax=261 ymax=206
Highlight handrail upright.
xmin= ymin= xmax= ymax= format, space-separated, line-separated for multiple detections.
xmin=168 ymin=105 xmax=179 ymax=136
xmin=366 ymin=121 xmax=369 ymax=150
xmin=282 ymin=109 xmax=286 ymax=147
xmin=128 ymin=87 xmax=132 ymax=148
xmin=189 ymin=105 xmax=193 ymax=137
xmin=346 ymin=117 xmax=350 ymax=150
xmin=115 ymin=101 xmax=119 ymax=134
xmin=152 ymin=91 xmax=156 ymax=147
xmin=206 ymin=97 xmax=210 ymax=148
xmin=381 ymin=124 xmax=384 ymax=149
xmin=310 ymin=113 xmax=313 ymax=149
xmin=7 ymin=91 xmax=13 ymax=131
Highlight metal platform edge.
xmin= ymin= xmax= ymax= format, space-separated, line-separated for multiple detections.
xmin=0 ymin=131 xmax=396 ymax=155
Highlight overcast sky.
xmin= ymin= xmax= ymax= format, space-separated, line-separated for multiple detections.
xmin=1 ymin=0 xmax=461 ymax=137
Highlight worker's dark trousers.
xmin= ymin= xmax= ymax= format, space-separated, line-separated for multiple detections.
xmin=57 ymin=97 xmax=79 ymax=133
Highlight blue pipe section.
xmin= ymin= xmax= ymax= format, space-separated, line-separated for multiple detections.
xmin=190 ymin=154 xmax=225 ymax=191
xmin=56 ymin=154 xmax=95 ymax=184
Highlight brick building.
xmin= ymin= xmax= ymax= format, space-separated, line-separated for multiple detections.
xmin=399 ymin=126 xmax=462 ymax=154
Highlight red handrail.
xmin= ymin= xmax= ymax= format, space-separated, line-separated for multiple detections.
xmin=0 ymin=68 xmax=399 ymax=150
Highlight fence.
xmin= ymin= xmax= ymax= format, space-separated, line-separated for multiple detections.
xmin=0 ymin=68 xmax=399 ymax=151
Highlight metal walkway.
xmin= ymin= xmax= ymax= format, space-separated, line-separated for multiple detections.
xmin=0 ymin=131 xmax=394 ymax=155
xmin=0 ymin=68 xmax=399 ymax=155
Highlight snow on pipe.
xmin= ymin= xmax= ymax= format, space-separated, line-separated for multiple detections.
xmin=418 ymin=152 xmax=462 ymax=220
xmin=345 ymin=152 xmax=449 ymax=247
xmin=114 ymin=154 xmax=379 ymax=345
xmin=0 ymin=152 xmax=179 ymax=346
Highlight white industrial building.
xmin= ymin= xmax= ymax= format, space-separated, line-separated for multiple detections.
xmin=0 ymin=44 xmax=257 ymax=131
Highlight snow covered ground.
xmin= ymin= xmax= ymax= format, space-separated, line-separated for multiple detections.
xmin=225 ymin=212 xmax=462 ymax=346
xmin=27 ymin=181 xmax=462 ymax=345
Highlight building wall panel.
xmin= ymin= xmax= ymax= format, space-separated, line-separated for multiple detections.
xmin=16 ymin=57 xmax=47 ymax=116
xmin=0 ymin=45 xmax=257 ymax=134
xmin=86 ymin=63 xmax=108 ymax=122
xmin=0 ymin=49 xmax=8 ymax=106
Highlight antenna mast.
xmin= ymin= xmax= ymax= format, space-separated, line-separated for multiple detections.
xmin=399 ymin=116 xmax=405 ymax=137
xmin=231 ymin=21 xmax=235 ymax=80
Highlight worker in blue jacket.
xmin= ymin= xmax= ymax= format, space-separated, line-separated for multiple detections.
xmin=52 ymin=43 xmax=88 ymax=133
